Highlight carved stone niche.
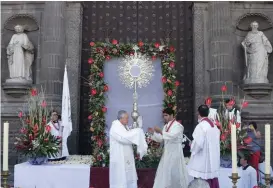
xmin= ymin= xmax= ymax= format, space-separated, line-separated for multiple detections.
xmin=2 ymin=14 xmax=38 ymax=98
xmin=236 ymin=13 xmax=273 ymax=99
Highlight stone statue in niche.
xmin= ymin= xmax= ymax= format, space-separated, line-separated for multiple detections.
xmin=242 ymin=21 xmax=272 ymax=84
xmin=6 ymin=24 xmax=34 ymax=83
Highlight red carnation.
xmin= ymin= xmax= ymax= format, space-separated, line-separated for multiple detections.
xmin=91 ymin=89 xmax=97 ymax=96
xmin=228 ymin=99 xmax=235 ymax=106
xmin=167 ymin=90 xmax=173 ymax=96
xmin=175 ymin=81 xmax=180 ymax=86
xmin=168 ymin=104 xmax=173 ymax=108
xmin=169 ymin=46 xmax=175 ymax=52
xmin=88 ymin=115 xmax=92 ymax=120
xmin=97 ymin=155 xmax=102 ymax=161
xmin=220 ymin=134 xmax=227 ymax=141
xmin=205 ymin=97 xmax=212 ymax=106
xmin=130 ymin=52 xmax=134 ymax=56
xmin=31 ymin=88 xmax=37 ymax=96
xmin=242 ymin=101 xmax=249 ymax=108
xmin=162 ymin=77 xmax=167 ymax=83
xmin=44 ymin=138 xmax=49 ymax=142
xmin=99 ymin=72 xmax=104 ymax=78
xmin=90 ymin=42 xmax=95 ymax=47
xmin=138 ymin=41 xmax=144 ymax=47
xmin=221 ymin=85 xmax=227 ymax=92
xmin=20 ymin=128 xmax=27 ymax=134
xmin=154 ymin=42 xmax=160 ymax=48
xmin=236 ymin=122 xmax=241 ymax=129
xmin=97 ymin=139 xmax=103 ymax=147
xmin=152 ymin=56 xmax=156 ymax=61
xmin=104 ymin=85 xmax=109 ymax=92
xmin=106 ymin=55 xmax=111 ymax=60
xmin=18 ymin=111 xmax=23 ymax=118
xmin=102 ymin=106 xmax=107 ymax=113
xmin=88 ymin=58 xmax=94 ymax=64
xmin=112 ymin=39 xmax=118 ymax=45
xmin=29 ymin=134 xmax=34 ymax=140
xmin=244 ymin=137 xmax=253 ymax=144
xmin=169 ymin=61 xmax=175 ymax=68
xmin=45 ymin=125 xmax=51 ymax=133
xmin=41 ymin=100 xmax=47 ymax=108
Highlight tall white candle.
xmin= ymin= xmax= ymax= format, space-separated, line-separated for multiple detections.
xmin=231 ymin=123 xmax=237 ymax=173
xmin=265 ymin=123 xmax=271 ymax=174
xmin=3 ymin=122 xmax=9 ymax=171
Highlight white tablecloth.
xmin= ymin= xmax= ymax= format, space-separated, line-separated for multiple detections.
xmin=14 ymin=162 xmax=90 ymax=188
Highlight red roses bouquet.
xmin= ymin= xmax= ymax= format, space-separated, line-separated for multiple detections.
xmin=14 ymin=88 xmax=61 ymax=158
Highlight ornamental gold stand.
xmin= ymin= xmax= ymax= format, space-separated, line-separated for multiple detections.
xmin=229 ymin=173 xmax=240 ymax=188
xmin=1 ymin=170 xmax=10 ymax=188
xmin=264 ymin=174 xmax=271 ymax=188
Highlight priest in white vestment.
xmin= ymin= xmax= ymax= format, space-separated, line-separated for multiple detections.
xmin=239 ymin=154 xmax=257 ymax=188
xmin=148 ymin=108 xmax=189 ymax=188
xmin=205 ymin=97 xmax=219 ymax=122
xmin=47 ymin=111 xmax=70 ymax=161
xmin=109 ymin=110 xmax=147 ymax=188
xmin=188 ymin=105 xmax=220 ymax=188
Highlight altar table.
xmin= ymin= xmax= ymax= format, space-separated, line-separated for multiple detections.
xmin=14 ymin=162 xmax=90 ymax=188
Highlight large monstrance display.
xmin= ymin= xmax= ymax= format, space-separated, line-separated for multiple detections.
xmin=118 ymin=46 xmax=155 ymax=128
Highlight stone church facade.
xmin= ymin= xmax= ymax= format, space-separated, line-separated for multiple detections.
xmin=1 ymin=1 xmax=273 ymax=180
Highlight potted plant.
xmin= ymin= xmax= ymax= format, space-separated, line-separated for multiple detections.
xmin=14 ymin=88 xmax=61 ymax=165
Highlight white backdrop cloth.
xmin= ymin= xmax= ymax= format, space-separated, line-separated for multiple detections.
xmin=14 ymin=162 xmax=90 ymax=188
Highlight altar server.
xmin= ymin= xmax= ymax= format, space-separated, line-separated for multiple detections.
xmin=109 ymin=110 xmax=147 ymax=188
xmin=239 ymin=154 xmax=258 ymax=188
xmin=148 ymin=108 xmax=189 ymax=188
xmin=188 ymin=105 xmax=220 ymax=188
xmin=47 ymin=110 xmax=69 ymax=161
xmin=205 ymin=97 xmax=219 ymax=122
xmin=225 ymin=98 xmax=241 ymax=125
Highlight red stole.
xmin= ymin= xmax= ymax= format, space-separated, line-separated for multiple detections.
xmin=165 ymin=119 xmax=176 ymax=132
xmin=201 ymin=117 xmax=214 ymax=128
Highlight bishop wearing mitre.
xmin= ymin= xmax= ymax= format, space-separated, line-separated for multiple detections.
xmin=109 ymin=110 xmax=147 ymax=188
xmin=47 ymin=110 xmax=70 ymax=161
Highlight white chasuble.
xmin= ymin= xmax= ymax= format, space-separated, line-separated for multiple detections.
xmin=240 ymin=165 xmax=257 ymax=188
xmin=208 ymin=108 xmax=219 ymax=122
xmin=109 ymin=120 xmax=147 ymax=188
xmin=151 ymin=120 xmax=189 ymax=188
xmin=47 ymin=121 xmax=69 ymax=159
xmin=188 ymin=118 xmax=220 ymax=179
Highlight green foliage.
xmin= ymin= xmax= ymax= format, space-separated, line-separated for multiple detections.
xmin=14 ymin=88 xmax=61 ymax=158
xmin=89 ymin=41 xmax=177 ymax=166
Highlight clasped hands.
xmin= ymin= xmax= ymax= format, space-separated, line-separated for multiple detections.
xmin=148 ymin=126 xmax=162 ymax=135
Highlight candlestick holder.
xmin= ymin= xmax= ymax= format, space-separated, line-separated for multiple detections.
xmin=229 ymin=173 xmax=240 ymax=188
xmin=263 ymin=174 xmax=271 ymax=188
xmin=1 ymin=170 xmax=10 ymax=188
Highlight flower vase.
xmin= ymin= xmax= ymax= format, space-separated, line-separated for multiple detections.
xmin=220 ymin=154 xmax=232 ymax=168
xmin=28 ymin=156 xmax=48 ymax=165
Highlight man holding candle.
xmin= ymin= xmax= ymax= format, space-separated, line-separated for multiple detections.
xmin=188 ymin=105 xmax=220 ymax=188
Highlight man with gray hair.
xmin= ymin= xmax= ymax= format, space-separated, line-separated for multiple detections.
xmin=109 ymin=110 xmax=147 ymax=188
xmin=188 ymin=179 xmax=210 ymax=188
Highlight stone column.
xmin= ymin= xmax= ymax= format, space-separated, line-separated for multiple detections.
xmin=208 ymin=2 xmax=233 ymax=99
xmin=40 ymin=1 xmax=66 ymax=109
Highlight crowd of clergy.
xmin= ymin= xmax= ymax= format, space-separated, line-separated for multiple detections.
xmin=108 ymin=99 xmax=271 ymax=188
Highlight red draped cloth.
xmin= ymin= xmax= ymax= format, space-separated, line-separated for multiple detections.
xmin=90 ymin=167 xmax=156 ymax=188
xmin=206 ymin=178 xmax=220 ymax=188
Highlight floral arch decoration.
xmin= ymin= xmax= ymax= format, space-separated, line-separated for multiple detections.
xmin=88 ymin=40 xmax=180 ymax=167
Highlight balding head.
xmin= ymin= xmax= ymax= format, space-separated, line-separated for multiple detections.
xmin=117 ymin=110 xmax=129 ymax=126
xmin=188 ymin=179 xmax=210 ymax=188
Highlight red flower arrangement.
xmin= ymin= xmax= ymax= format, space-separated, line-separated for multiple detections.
xmin=88 ymin=41 xmax=178 ymax=166
xmin=211 ymin=84 xmax=251 ymax=156
xmin=14 ymin=88 xmax=61 ymax=158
